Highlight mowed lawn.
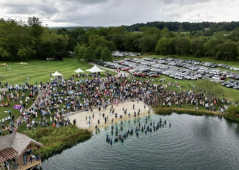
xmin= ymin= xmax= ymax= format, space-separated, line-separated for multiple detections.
xmin=0 ymin=58 xmax=97 ymax=85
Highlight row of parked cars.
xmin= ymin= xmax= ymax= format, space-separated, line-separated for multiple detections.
xmin=142 ymin=58 xmax=239 ymax=80
xmin=160 ymin=57 xmax=239 ymax=71
xmin=112 ymin=51 xmax=142 ymax=57
xmin=95 ymin=57 xmax=239 ymax=90
xmin=222 ymin=80 xmax=239 ymax=90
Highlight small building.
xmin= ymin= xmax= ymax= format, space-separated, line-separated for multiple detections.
xmin=0 ymin=132 xmax=44 ymax=170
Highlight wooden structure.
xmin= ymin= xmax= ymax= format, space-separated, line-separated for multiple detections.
xmin=0 ymin=132 xmax=44 ymax=170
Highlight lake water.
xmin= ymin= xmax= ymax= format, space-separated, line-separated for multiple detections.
xmin=42 ymin=113 xmax=239 ymax=170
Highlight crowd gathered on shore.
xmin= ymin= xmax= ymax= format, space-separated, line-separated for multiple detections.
xmin=0 ymin=71 xmax=236 ymax=135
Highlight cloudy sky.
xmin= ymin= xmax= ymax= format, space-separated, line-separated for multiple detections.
xmin=0 ymin=0 xmax=238 ymax=27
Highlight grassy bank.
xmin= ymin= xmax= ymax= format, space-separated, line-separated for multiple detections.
xmin=154 ymin=107 xmax=219 ymax=116
xmin=154 ymin=107 xmax=239 ymax=124
xmin=224 ymin=105 xmax=239 ymax=123
xmin=24 ymin=125 xmax=92 ymax=160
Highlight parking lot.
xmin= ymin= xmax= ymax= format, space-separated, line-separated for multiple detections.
xmin=95 ymin=57 xmax=239 ymax=90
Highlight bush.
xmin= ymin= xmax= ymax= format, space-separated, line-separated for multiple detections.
xmin=24 ymin=125 xmax=92 ymax=160
xmin=225 ymin=105 xmax=239 ymax=123
xmin=227 ymin=105 xmax=239 ymax=115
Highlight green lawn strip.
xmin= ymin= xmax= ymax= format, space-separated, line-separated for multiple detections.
xmin=0 ymin=58 xmax=116 ymax=85
xmin=0 ymin=58 xmax=93 ymax=85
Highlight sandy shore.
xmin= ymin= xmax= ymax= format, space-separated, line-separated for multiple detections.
xmin=65 ymin=101 xmax=153 ymax=131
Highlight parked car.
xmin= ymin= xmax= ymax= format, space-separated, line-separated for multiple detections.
xmin=149 ymin=74 xmax=159 ymax=78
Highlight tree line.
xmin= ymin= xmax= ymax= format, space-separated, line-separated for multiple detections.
xmin=74 ymin=26 xmax=239 ymax=61
xmin=124 ymin=21 xmax=239 ymax=33
xmin=0 ymin=17 xmax=74 ymax=61
xmin=1 ymin=17 xmax=239 ymax=61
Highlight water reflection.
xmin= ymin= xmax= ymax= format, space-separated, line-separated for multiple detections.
xmin=42 ymin=113 xmax=239 ymax=170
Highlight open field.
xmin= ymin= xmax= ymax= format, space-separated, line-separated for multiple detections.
xmin=0 ymin=58 xmax=115 ymax=85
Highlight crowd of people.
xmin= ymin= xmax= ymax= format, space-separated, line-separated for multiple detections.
xmin=0 ymin=71 xmax=234 ymax=135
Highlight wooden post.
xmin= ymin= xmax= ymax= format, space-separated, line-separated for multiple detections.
xmin=38 ymin=146 xmax=41 ymax=162
xmin=19 ymin=155 xmax=22 ymax=170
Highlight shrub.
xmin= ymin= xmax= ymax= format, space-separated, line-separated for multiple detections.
xmin=24 ymin=125 xmax=92 ymax=160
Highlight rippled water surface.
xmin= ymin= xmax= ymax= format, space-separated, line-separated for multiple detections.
xmin=42 ymin=113 xmax=239 ymax=170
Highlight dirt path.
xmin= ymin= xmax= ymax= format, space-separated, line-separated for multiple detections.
xmin=14 ymin=88 xmax=45 ymax=128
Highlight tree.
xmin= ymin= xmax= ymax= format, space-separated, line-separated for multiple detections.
xmin=140 ymin=27 xmax=161 ymax=37
xmin=78 ymin=46 xmax=86 ymax=61
xmin=190 ymin=39 xmax=205 ymax=57
xmin=89 ymin=34 xmax=116 ymax=50
xmin=204 ymin=39 xmax=223 ymax=57
xmin=83 ymin=47 xmax=94 ymax=62
xmin=101 ymin=48 xmax=112 ymax=61
xmin=155 ymin=37 xmax=174 ymax=55
xmin=66 ymin=38 xmax=77 ymax=52
xmin=160 ymin=28 xmax=175 ymax=38
xmin=175 ymin=38 xmax=190 ymax=55
xmin=110 ymin=34 xmax=125 ymax=51
xmin=139 ymin=35 xmax=158 ymax=52
xmin=28 ymin=17 xmax=44 ymax=59
xmin=95 ymin=46 xmax=103 ymax=60
xmin=38 ymin=41 xmax=56 ymax=60
xmin=89 ymin=43 xmax=97 ymax=51
xmin=215 ymin=40 xmax=238 ymax=61
xmin=0 ymin=20 xmax=35 ymax=61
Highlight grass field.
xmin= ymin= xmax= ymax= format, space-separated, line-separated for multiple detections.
xmin=0 ymin=58 xmax=112 ymax=85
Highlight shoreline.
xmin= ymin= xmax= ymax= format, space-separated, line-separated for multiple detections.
xmin=66 ymin=101 xmax=239 ymax=132
xmin=65 ymin=101 xmax=153 ymax=131
xmin=155 ymin=107 xmax=224 ymax=116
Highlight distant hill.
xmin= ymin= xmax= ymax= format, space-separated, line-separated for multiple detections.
xmin=49 ymin=26 xmax=110 ymax=31
xmin=50 ymin=21 xmax=239 ymax=32
xmin=123 ymin=21 xmax=239 ymax=32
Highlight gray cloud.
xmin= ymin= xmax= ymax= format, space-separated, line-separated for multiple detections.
xmin=0 ymin=0 xmax=238 ymax=27
xmin=62 ymin=0 xmax=109 ymax=4
xmin=160 ymin=0 xmax=212 ymax=5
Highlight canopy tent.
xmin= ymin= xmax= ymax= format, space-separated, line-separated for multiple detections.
xmin=52 ymin=71 xmax=63 ymax=77
xmin=74 ymin=68 xmax=84 ymax=73
xmin=86 ymin=65 xmax=105 ymax=73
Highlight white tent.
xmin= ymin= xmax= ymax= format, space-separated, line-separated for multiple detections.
xmin=86 ymin=65 xmax=105 ymax=73
xmin=74 ymin=68 xmax=84 ymax=73
xmin=52 ymin=71 xmax=63 ymax=76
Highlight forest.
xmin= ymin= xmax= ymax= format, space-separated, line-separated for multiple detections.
xmin=0 ymin=17 xmax=239 ymax=61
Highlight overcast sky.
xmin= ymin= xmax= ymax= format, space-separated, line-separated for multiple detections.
xmin=0 ymin=0 xmax=238 ymax=27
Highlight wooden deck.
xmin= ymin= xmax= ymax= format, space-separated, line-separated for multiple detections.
xmin=21 ymin=160 xmax=41 ymax=170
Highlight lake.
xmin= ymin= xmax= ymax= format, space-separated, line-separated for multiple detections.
xmin=42 ymin=113 xmax=239 ymax=170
